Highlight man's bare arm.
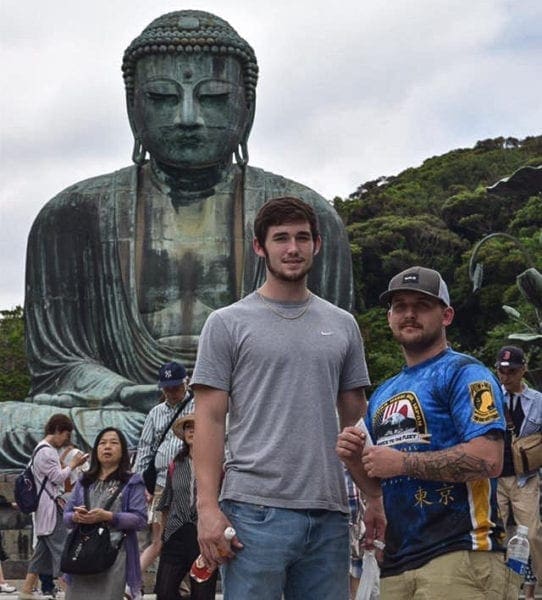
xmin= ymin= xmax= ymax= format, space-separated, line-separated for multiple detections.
xmin=363 ymin=431 xmax=504 ymax=482
xmin=337 ymin=387 xmax=366 ymax=429
xmin=193 ymin=385 xmax=228 ymax=509
xmin=193 ymin=385 xmax=241 ymax=567
xmin=336 ymin=424 xmax=382 ymax=499
xmin=402 ymin=431 xmax=504 ymax=481
xmin=337 ymin=389 xmax=382 ymax=496
xmin=336 ymin=423 xmax=386 ymax=549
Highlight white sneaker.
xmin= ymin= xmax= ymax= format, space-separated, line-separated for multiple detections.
xmin=0 ymin=583 xmax=16 ymax=593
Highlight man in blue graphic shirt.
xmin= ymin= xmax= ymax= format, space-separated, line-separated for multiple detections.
xmin=337 ymin=266 xmax=519 ymax=599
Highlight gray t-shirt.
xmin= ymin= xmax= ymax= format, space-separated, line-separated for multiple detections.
xmin=192 ymin=291 xmax=370 ymax=513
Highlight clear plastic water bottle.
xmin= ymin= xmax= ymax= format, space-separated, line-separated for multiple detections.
xmin=506 ymin=524 xmax=530 ymax=577
xmin=190 ymin=526 xmax=236 ymax=583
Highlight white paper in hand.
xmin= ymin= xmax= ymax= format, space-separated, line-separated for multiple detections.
xmin=354 ymin=417 xmax=373 ymax=448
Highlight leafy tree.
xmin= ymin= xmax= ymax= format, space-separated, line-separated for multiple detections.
xmin=441 ymin=187 xmax=517 ymax=241
xmin=0 ymin=306 xmax=30 ymax=401
xmin=348 ymin=214 xmax=466 ymax=307
xmin=509 ymin=196 xmax=542 ymax=237
xmin=356 ymin=308 xmax=404 ymax=391
xmin=335 ymin=135 xmax=542 ymax=383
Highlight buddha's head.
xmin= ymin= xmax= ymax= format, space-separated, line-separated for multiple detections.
xmin=122 ymin=11 xmax=258 ymax=170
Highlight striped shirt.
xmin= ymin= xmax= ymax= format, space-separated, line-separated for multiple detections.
xmin=157 ymin=455 xmax=196 ymax=542
xmin=345 ymin=467 xmax=364 ymax=577
xmin=133 ymin=394 xmax=194 ymax=488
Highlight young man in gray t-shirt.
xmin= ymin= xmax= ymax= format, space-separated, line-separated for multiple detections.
xmin=192 ymin=197 xmax=384 ymax=600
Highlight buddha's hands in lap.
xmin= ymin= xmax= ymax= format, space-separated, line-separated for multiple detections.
xmin=32 ymin=386 xmax=160 ymax=412
xmin=32 ymin=392 xmax=90 ymax=408
xmin=119 ymin=384 xmax=161 ymax=412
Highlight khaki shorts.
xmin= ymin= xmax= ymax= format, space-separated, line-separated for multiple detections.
xmin=147 ymin=485 xmax=164 ymax=525
xmin=381 ymin=550 xmax=522 ymax=600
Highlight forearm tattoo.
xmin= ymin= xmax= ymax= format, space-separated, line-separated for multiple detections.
xmin=402 ymin=433 xmax=500 ymax=482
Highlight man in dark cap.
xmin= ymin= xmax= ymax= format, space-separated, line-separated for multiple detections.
xmin=337 ymin=266 xmax=515 ymax=599
xmin=134 ymin=361 xmax=194 ymax=580
xmin=495 ymin=345 xmax=542 ymax=598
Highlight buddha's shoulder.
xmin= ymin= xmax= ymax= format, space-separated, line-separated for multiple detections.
xmin=53 ymin=165 xmax=135 ymax=201
xmin=246 ymin=165 xmax=332 ymax=211
xmin=34 ymin=166 xmax=135 ymax=220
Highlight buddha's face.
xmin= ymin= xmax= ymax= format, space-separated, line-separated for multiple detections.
xmin=132 ymin=53 xmax=249 ymax=169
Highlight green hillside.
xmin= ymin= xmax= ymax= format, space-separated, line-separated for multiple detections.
xmin=334 ymin=135 xmax=542 ymax=387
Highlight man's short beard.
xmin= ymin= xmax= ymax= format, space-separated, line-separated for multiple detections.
xmin=394 ymin=328 xmax=442 ymax=354
xmin=264 ymin=254 xmax=313 ymax=282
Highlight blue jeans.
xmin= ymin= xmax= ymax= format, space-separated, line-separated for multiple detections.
xmin=221 ymin=500 xmax=349 ymax=600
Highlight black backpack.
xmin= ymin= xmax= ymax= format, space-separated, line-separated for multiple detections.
xmin=14 ymin=444 xmax=49 ymax=514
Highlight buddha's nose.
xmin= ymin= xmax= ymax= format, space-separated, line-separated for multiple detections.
xmin=175 ymin=93 xmax=204 ymax=127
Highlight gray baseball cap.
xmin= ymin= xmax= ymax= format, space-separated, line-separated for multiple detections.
xmin=380 ymin=266 xmax=450 ymax=307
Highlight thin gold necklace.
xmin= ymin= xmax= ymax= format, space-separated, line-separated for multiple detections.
xmin=257 ymin=291 xmax=313 ymax=320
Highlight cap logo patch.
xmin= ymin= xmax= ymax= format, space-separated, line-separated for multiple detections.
xmin=469 ymin=381 xmax=499 ymax=424
xmin=164 ymin=370 xmax=172 ymax=378
xmin=502 ymin=350 xmax=511 ymax=361
xmin=403 ymin=274 xmax=419 ymax=283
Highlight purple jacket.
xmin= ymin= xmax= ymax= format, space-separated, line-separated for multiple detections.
xmin=64 ymin=472 xmax=147 ymax=595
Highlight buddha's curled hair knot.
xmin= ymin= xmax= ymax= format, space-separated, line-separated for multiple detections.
xmin=122 ymin=10 xmax=258 ymax=106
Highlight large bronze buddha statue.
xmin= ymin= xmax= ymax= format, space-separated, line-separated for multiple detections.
xmin=1 ymin=11 xmax=353 ymax=468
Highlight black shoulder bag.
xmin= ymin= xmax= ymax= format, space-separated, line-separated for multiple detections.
xmin=142 ymin=391 xmax=193 ymax=494
xmin=61 ymin=481 xmax=126 ymax=575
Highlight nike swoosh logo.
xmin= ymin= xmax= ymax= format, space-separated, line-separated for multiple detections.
xmin=321 ymin=331 xmax=334 ymax=336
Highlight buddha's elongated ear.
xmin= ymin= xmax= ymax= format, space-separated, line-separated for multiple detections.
xmin=126 ymin=94 xmax=147 ymax=166
xmin=235 ymin=100 xmax=255 ymax=168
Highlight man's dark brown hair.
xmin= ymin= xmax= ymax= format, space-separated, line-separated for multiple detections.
xmin=254 ymin=197 xmax=320 ymax=248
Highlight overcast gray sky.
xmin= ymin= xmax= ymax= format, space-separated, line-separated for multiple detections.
xmin=1 ymin=0 xmax=541 ymax=309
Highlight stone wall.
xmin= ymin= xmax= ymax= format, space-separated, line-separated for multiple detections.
xmin=0 ymin=473 xmax=34 ymax=578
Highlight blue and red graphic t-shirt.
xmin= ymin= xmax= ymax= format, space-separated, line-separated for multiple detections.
xmin=366 ymin=348 xmax=506 ymax=577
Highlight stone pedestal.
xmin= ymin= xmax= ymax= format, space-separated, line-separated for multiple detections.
xmin=0 ymin=473 xmax=33 ymax=578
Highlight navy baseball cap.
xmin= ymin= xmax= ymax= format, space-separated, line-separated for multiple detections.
xmin=380 ymin=266 xmax=450 ymax=307
xmin=158 ymin=361 xmax=187 ymax=388
xmin=495 ymin=346 xmax=526 ymax=369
